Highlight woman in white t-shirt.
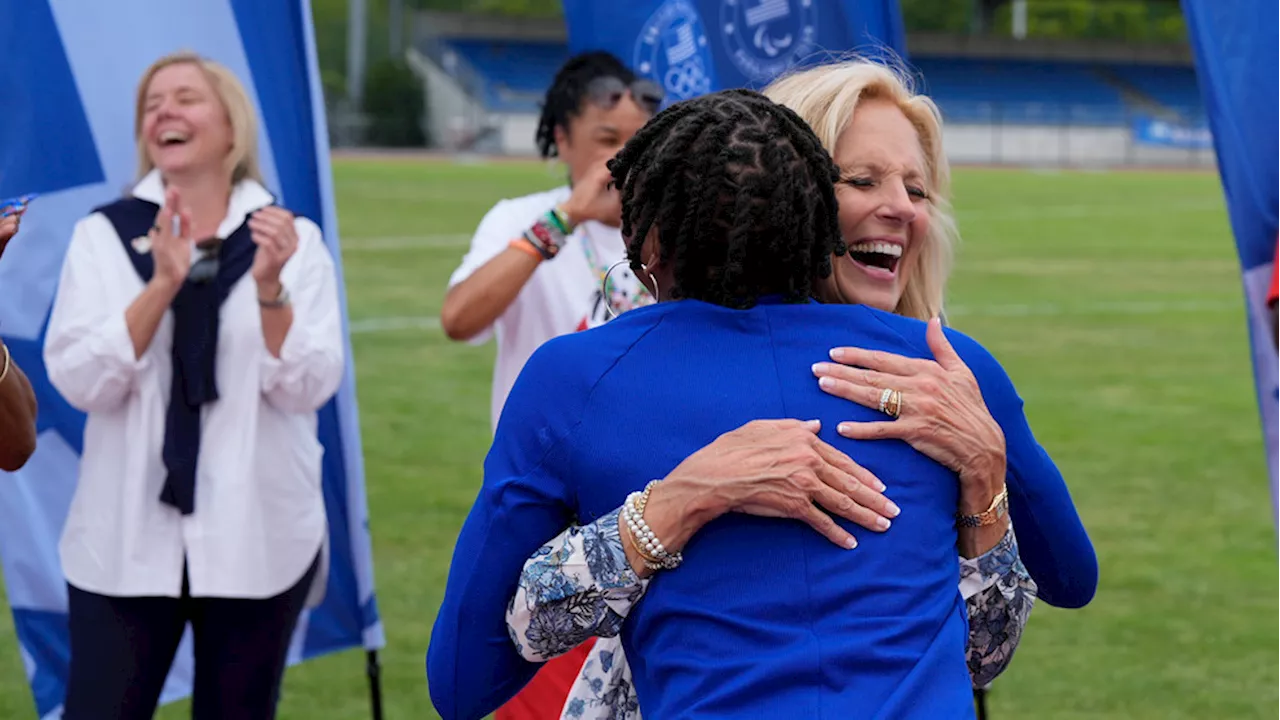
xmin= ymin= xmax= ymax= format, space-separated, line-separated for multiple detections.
xmin=441 ymin=52 xmax=662 ymax=432
xmin=440 ymin=50 xmax=669 ymax=720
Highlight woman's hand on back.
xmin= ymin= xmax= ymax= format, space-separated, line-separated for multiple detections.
xmin=637 ymin=419 xmax=900 ymax=567
xmin=812 ymin=317 xmax=1007 ymax=514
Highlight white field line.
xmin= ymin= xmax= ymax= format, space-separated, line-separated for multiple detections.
xmin=341 ymin=234 xmax=471 ymax=251
xmin=944 ymin=298 xmax=1239 ymax=317
xmin=957 ymin=199 xmax=1223 ymax=222
xmin=346 ymin=298 xmax=1239 ymax=335
xmin=348 ymin=316 xmax=443 ymax=333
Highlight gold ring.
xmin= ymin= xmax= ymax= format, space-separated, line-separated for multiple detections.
xmin=882 ymin=389 xmax=903 ymax=419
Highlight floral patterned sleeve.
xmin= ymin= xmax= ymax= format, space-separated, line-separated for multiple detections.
xmin=506 ymin=508 xmax=648 ymax=663
xmin=960 ymin=527 xmax=1038 ymax=688
xmin=508 ymin=519 xmax=1037 ymax=720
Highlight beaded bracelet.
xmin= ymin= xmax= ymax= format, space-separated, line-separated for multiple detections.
xmin=521 ymin=208 xmax=572 ymax=260
xmin=619 ymin=508 xmax=665 ymax=572
xmin=622 ymin=481 xmax=684 ymax=571
xmin=622 ymin=498 xmax=672 ymax=570
xmin=548 ymin=206 xmax=574 ymax=234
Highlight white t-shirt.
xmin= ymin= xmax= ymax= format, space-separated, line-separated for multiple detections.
xmin=449 ymin=186 xmax=652 ymax=430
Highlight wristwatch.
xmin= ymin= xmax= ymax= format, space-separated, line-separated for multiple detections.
xmin=258 ymin=284 xmax=290 ymax=308
xmin=956 ymin=486 xmax=1009 ymax=528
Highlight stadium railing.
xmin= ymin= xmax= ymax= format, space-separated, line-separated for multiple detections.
xmin=936 ymin=100 xmax=1214 ymax=168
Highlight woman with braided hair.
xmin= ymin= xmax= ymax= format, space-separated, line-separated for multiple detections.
xmin=428 ymin=87 xmax=1085 ymax=720
xmin=497 ymin=60 xmax=1095 ymax=720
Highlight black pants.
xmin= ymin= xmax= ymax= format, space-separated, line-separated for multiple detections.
xmin=63 ymin=555 xmax=318 ymax=720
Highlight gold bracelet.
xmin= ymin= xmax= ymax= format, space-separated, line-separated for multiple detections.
xmin=956 ymin=485 xmax=1009 ymax=528
xmin=636 ymin=479 xmax=659 ymax=514
xmin=0 ymin=343 xmax=11 ymax=385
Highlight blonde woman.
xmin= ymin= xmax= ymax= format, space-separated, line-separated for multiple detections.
xmin=44 ymin=52 xmax=342 ymax=719
xmin=498 ymin=60 xmax=1095 ymax=719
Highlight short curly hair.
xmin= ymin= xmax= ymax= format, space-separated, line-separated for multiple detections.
xmin=607 ymin=89 xmax=845 ymax=309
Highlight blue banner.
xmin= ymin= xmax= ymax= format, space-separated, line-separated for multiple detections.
xmin=1182 ymin=0 xmax=1279 ymax=520
xmin=1130 ymin=116 xmax=1213 ymax=150
xmin=0 ymin=2 xmax=383 ymax=717
xmin=562 ymin=0 xmax=907 ymax=105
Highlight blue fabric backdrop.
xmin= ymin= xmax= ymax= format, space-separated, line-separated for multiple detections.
xmin=562 ymin=0 xmax=907 ymax=105
xmin=1181 ymin=0 xmax=1279 ymax=521
xmin=0 ymin=2 xmax=383 ymax=717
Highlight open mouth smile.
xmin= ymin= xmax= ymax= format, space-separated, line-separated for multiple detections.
xmin=846 ymin=240 xmax=902 ymax=280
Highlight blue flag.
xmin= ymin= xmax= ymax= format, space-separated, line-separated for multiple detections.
xmin=1182 ymin=0 xmax=1279 ymax=520
xmin=0 ymin=2 xmax=383 ymax=717
xmin=562 ymin=0 xmax=907 ymax=105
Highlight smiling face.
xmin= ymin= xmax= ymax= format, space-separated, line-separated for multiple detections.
xmin=821 ymin=98 xmax=933 ymax=313
xmin=556 ymin=94 xmax=653 ymax=184
xmin=139 ymin=62 xmax=233 ymax=180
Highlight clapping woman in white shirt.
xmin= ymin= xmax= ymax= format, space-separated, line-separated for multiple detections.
xmin=44 ymin=51 xmax=344 ymax=719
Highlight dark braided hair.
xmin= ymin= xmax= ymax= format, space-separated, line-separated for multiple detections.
xmin=535 ymin=51 xmax=637 ymax=159
xmin=607 ymin=89 xmax=845 ymax=309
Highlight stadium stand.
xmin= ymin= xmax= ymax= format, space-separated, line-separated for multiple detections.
xmin=432 ymin=38 xmax=1203 ymax=125
xmin=405 ymin=10 xmax=1210 ymax=165
xmin=911 ymin=57 xmax=1129 ymax=125
xmin=445 ymin=39 xmax=569 ymax=113
xmin=1106 ymin=63 xmax=1202 ymax=115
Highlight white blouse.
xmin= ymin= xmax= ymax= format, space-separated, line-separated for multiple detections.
xmin=44 ymin=170 xmax=343 ymax=601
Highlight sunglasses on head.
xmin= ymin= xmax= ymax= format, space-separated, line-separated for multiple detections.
xmin=585 ymin=77 xmax=665 ymax=114
xmin=188 ymin=237 xmax=222 ymax=284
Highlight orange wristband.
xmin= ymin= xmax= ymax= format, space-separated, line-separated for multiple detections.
xmin=508 ymin=238 xmax=543 ymax=261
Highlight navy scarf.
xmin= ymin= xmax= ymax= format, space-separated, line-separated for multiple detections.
xmin=96 ymin=197 xmax=259 ymax=515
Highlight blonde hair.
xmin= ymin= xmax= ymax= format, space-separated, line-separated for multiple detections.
xmin=764 ymin=60 xmax=958 ymax=321
xmin=134 ymin=51 xmax=263 ymax=185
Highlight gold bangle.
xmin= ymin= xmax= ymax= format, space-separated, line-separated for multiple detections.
xmin=0 ymin=343 xmax=11 ymax=385
xmin=956 ymin=485 xmax=1009 ymax=528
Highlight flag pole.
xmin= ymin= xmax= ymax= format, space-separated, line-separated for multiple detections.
xmin=974 ymin=687 xmax=989 ymax=720
xmin=366 ymin=649 xmax=385 ymax=720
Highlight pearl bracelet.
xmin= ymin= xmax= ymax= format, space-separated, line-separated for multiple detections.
xmin=622 ymin=484 xmax=683 ymax=571
xmin=619 ymin=510 xmax=665 ymax=572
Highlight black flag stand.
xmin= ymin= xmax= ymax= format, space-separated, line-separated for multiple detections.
xmin=974 ymin=687 xmax=989 ymax=720
xmin=367 ymin=649 xmax=385 ymax=720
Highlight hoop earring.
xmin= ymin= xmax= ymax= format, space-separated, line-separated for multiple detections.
xmin=602 ymin=260 xmax=661 ymax=320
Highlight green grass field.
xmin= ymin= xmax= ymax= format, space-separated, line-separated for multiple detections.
xmin=1 ymin=158 xmax=1275 ymax=719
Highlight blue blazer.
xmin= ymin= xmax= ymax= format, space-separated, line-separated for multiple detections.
xmin=428 ymin=298 xmax=1095 ymax=720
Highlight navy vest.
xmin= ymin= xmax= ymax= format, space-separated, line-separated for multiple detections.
xmin=95 ymin=197 xmax=259 ymax=515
